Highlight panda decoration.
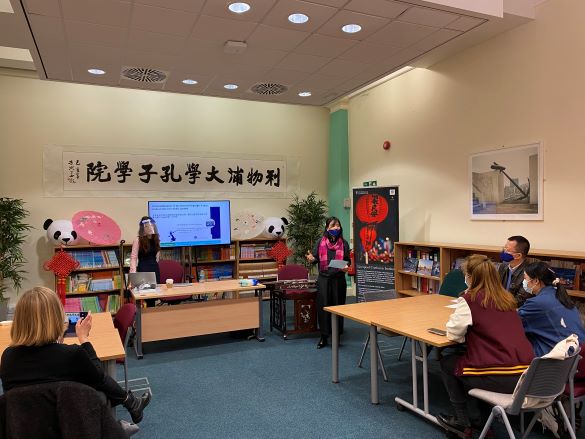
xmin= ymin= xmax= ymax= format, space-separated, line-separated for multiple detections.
xmin=259 ymin=217 xmax=289 ymax=239
xmin=43 ymin=218 xmax=80 ymax=246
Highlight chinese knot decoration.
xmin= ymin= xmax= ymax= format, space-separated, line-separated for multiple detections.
xmin=44 ymin=249 xmax=80 ymax=305
xmin=268 ymin=241 xmax=292 ymax=268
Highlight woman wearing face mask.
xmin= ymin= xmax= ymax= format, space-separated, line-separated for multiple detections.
xmin=518 ymin=261 xmax=585 ymax=357
xmin=306 ymin=217 xmax=350 ymax=349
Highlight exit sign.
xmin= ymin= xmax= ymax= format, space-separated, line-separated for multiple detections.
xmin=363 ymin=180 xmax=377 ymax=187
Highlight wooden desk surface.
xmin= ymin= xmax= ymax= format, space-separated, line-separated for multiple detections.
xmin=131 ymin=279 xmax=265 ymax=300
xmin=0 ymin=312 xmax=125 ymax=362
xmin=325 ymin=294 xmax=456 ymax=347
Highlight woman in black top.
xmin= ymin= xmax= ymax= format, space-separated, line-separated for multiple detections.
xmin=306 ymin=217 xmax=350 ymax=349
xmin=0 ymin=287 xmax=151 ymax=424
xmin=130 ymin=216 xmax=161 ymax=283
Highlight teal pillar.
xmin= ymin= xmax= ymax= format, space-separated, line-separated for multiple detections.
xmin=328 ymin=108 xmax=350 ymax=234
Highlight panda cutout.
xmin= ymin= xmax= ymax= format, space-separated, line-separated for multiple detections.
xmin=259 ymin=217 xmax=289 ymax=239
xmin=43 ymin=218 xmax=80 ymax=246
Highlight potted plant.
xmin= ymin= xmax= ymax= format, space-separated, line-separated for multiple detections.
xmin=0 ymin=198 xmax=32 ymax=319
xmin=286 ymin=192 xmax=327 ymax=272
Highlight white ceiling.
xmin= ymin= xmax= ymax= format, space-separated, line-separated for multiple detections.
xmin=0 ymin=0 xmax=539 ymax=106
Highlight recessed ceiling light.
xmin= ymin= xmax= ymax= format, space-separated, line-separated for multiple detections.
xmin=341 ymin=24 xmax=362 ymax=34
xmin=87 ymin=68 xmax=105 ymax=75
xmin=182 ymin=79 xmax=198 ymax=85
xmin=228 ymin=2 xmax=250 ymax=14
xmin=224 ymin=84 xmax=238 ymax=90
xmin=288 ymin=13 xmax=309 ymax=24
xmin=298 ymin=91 xmax=311 ymax=97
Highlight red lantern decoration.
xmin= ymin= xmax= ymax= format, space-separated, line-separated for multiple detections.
xmin=359 ymin=225 xmax=377 ymax=252
xmin=355 ymin=194 xmax=389 ymax=224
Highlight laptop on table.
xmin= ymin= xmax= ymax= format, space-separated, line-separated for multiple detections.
xmin=128 ymin=272 xmax=157 ymax=291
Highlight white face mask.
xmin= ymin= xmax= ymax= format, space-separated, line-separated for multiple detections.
xmin=522 ymin=279 xmax=533 ymax=294
xmin=464 ymin=276 xmax=470 ymax=288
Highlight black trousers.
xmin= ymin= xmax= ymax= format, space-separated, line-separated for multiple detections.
xmin=96 ymin=376 xmax=127 ymax=407
xmin=440 ymin=354 xmax=520 ymax=405
xmin=316 ymin=274 xmax=347 ymax=337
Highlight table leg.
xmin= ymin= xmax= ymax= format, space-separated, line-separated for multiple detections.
xmin=254 ymin=288 xmax=265 ymax=342
xmin=332 ymin=314 xmax=339 ymax=383
xmin=135 ymin=301 xmax=144 ymax=359
xmin=370 ymin=325 xmax=379 ymax=404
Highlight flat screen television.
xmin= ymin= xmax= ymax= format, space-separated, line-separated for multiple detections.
xmin=148 ymin=200 xmax=231 ymax=247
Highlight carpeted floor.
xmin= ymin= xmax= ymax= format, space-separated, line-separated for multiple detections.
xmin=119 ymin=302 xmax=582 ymax=439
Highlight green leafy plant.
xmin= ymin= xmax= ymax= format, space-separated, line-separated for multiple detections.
xmin=0 ymin=198 xmax=32 ymax=301
xmin=286 ymin=192 xmax=328 ymax=269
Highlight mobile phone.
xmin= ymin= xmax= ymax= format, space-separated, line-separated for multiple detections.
xmin=79 ymin=311 xmax=88 ymax=320
xmin=427 ymin=327 xmax=447 ymax=336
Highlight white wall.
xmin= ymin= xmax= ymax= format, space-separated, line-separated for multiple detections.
xmin=0 ymin=73 xmax=329 ymax=301
xmin=349 ymin=0 xmax=585 ymax=252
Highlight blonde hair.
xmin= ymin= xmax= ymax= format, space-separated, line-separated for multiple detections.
xmin=11 ymin=287 xmax=65 ymax=346
xmin=462 ymin=254 xmax=517 ymax=312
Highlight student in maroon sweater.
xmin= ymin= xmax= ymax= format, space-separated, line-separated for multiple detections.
xmin=438 ymin=254 xmax=534 ymax=437
xmin=0 ymin=287 xmax=151 ymax=424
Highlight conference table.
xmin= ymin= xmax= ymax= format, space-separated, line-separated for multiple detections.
xmin=325 ymin=294 xmax=455 ymax=425
xmin=0 ymin=312 xmax=125 ymax=379
xmin=131 ymin=279 xmax=266 ymax=358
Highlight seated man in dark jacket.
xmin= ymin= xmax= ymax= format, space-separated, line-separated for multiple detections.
xmin=497 ymin=235 xmax=533 ymax=306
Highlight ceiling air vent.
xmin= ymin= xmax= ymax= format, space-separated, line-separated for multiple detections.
xmin=121 ymin=67 xmax=168 ymax=83
xmin=250 ymin=83 xmax=288 ymax=95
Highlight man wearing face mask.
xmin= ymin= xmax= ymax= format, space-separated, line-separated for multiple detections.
xmin=497 ymin=235 xmax=532 ymax=306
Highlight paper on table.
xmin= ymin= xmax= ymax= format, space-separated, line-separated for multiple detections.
xmin=451 ymin=299 xmax=459 ymax=303
xmin=328 ymin=259 xmax=348 ymax=269
xmin=445 ymin=304 xmax=459 ymax=309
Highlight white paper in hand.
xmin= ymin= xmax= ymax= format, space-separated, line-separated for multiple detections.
xmin=328 ymin=259 xmax=348 ymax=269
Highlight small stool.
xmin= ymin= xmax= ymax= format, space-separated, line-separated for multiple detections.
xmin=270 ymin=286 xmax=318 ymax=339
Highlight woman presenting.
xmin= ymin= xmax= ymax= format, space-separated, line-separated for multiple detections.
xmin=306 ymin=217 xmax=350 ymax=349
xmin=130 ymin=216 xmax=161 ymax=283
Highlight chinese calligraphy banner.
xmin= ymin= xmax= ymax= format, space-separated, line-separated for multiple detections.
xmin=44 ymin=146 xmax=298 ymax=197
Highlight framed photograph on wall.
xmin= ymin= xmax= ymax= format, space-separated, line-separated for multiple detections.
xmin=470 ymin=142 xmax=543 ymax=220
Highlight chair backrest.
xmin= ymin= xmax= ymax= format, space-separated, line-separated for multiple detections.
xmin=439 ymin=269 xmax=467 ymax=297
xmin=278 ymin=264 xmax=308 ymax=281
xmin=2 ymin=381 xmax=127 ymax=439
xmin=113 ymin=303 xmax=136 ymax=345
xmin=158 ymin=259 xmax=184 ymax=283
xmin=508 ymin=350 xmax=581 ymax=415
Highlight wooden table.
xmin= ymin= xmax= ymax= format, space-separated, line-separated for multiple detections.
xmin=325 ymin=294 xmax=454 ymax=408
xmin=0 ymin=312 xmax=125 ymax=379
xmin=131 ymin=280 xmax=266 ymax=358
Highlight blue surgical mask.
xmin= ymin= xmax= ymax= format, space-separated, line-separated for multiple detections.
xmin=500 ymin=251 xmax=515 ymax=263
xmin=328 ymin=229 xmax=340 ymax=237
xmin=522 ymin=279 xmax=533 ymax=294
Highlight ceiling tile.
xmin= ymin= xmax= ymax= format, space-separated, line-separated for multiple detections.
xmin=294 ymin=34 xmax=356 ymax=57
xmin=0 ymin=13 xmax=35 ymax=48
xmin=190 ymin=15 xmax=258 ymax=42
xmin=68 ymin=43 xmax=124 ymax=67
xmin=277 ymin=52 xmax=331 ymax=73
xmin=262 ymin=0 xmax=338 ymax=32
xmin=23 ymin=0 xmax=60 ymax=17
xmin=317 ymin=10 xmax=389 ymax=40
xmin=398 ymin=6 xmax=459 ymax=28
xmin=247 ymin=24 xmax=309 ymax=51
xmin=344 ymin=0 xmax=408 ymax=19
xmin=29 ymin=14 xmax=66 ymax=42
xmin=337 ymin=40 xmax=401 ymax=64
xmin=36 ymin=39 xmax=72 ymax=79
xmin=119 ymin=77 xmax=165 ymax=90
xmin=61 ymin=0 xmax=132 ymax=27
xmin=367 ymin=20 xmax=437 ymax=47
xmin=303 ymin=0 xmax=346 ymax=7
xmin=206 ymin=75 xmax=257 ymax=93
xmin=296 ymin=73 xmax=346 ymax=90
xmin=409 ymin=28 xmax=461 ymax=53
xmin=64 ymin=20 xmax=126 ymax=47
xmin=131 ymin=3 xmax=198 ymax=36
xmin=201 ymin=0 xmax=277 ymax=22
xmin=70 ymin=59 xmax=122 ymax=85
xmin=446 ymin=16 xmax=485 ymax=32
xmin=123 ymin=50 xmax=182 ymax=71
xmin=126 ymin=29 xmax=186 ymax=55
xmin=225 ymin=46 xmax=288 ymax=67
xmin=316 ymin=58 xmax=369 ymax=78
xmin=260 ymin=68 xmax=309 ymax=86
xmin=163 ymin=71 xmax=213 ymax=93
xmin=134 ymin=0 xmax=205 ymax=14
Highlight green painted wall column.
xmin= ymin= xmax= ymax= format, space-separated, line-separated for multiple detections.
xmin=328 ymin=108 xmax=350 ymax=231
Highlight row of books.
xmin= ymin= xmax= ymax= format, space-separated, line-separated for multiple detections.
xmin=159 ymin=248 xmax=182 ymax=262
xmin=406 ymin=247 xmax=439 ymax=262
xmin=239 ymin=243 xmax=273 ymax=259
xmin=194 ymin=245 xmax=236 ymax=261
xmin=66 ymin=249 xmax=119 ymax=269
xmin=191 ymin=263 xmax=234 ymax=281
xmin=238 ymin=261 xmax=279 ymax=279
xmin=64 ymin=294 xmax=121 ymax=313
xmin=410 ymin=276 xmax=441 ymax=294
xmin=66 ymin=272 xmax=122 ymax=293
xmin=403 ymin=258 xmax=440 ymax=277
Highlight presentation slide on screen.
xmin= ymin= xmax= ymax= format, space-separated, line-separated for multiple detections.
xmin=148 ymin=201 xmax=231 ymax=247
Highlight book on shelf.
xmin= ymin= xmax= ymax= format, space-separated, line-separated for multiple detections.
xmin=551 ymin=266 xmax=577 ymax=290
xmin=403 ymin=257 xmax=418 ymax=273
xmin=431 ymin=261 xmax=440 ymax=277
xmin=452 ymin=257 xmax=466 ymax=270
xmin=417 ymin=259 xmax=433 ymax=276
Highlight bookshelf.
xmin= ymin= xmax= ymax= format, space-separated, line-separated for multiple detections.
xmin=395 ymin=241 xmax=585 ymax=302
xmin=57 ymin=243 xmax=124 ymax=314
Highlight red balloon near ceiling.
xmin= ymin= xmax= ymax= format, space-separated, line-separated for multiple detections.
xmin=356 ymin=194 xmax=389 ymax=224
xmin=359 ymin=225 xmax=377 ymax=252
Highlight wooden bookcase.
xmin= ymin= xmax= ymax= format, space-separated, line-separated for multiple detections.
xmin=395 ymin=241 xmax=585 ymax=300
xmin=56 ymin=243 xmax=124 ymax=313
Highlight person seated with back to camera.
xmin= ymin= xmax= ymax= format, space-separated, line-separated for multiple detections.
xmin=498 ymin=235 xmax=533 ymax=306
xmin=0 ymin=287 xmax=151 ymax=428
xmin=437 ymin=254 xmax=534 ymax=438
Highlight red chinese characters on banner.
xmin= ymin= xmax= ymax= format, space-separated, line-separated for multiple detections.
xmin=356 ymin=194 xmax=389 ymax=224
